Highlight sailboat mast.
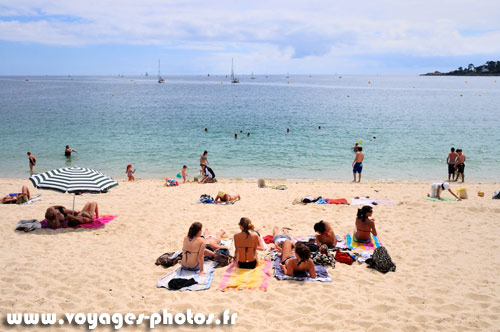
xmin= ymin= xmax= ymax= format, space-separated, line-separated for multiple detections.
xmin=158 ymin=59 xmax=160 ymax=79
xmin=231 ymin=58 xmax=234 ymax=80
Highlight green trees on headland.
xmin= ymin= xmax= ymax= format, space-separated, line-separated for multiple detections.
xmin=422 ymin=61 xmax=500 ymax=76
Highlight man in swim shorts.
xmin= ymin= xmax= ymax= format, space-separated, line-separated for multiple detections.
xmin=352 ymin=147 xmax=364 ymax=182
xmin=446 ymin=147 xmax=458 ymax=181
xmin=454 ymin=149 xmax=466 ymax=183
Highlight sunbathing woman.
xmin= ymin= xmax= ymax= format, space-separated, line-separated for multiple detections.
xmin=279 ymin=240 xmax=316 ymax=278
xmin=272 ymin=226 xmax=294 ymax=249
xmin=181 ymin=222 xmax=206 ymax=274
xmin=234 ymin=217 xmax=260 ymax=269
xmin=314 ymin=220 xmax=337 ymax=247
xmin=66 ymin=202 xmax=99 ymax=224
xmin=1 ymin=185 xmax=31 ymax=204
xmin=353 ymin=205 xmax=377 ymax=243
xmin=203 ymin=228 xmax=229 ymax=258
xmin=214 ymin=191 xmax=240 ymax=204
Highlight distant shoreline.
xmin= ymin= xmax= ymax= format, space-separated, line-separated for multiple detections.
xmin=421 ymin=72 xmax=500 ymax=76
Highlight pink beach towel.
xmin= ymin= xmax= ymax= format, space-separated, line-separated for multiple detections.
xmin=78 ymin=215 xmax=118 ymax=229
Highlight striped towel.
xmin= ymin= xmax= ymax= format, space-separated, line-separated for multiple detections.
xmin=157 ymin=261 xmax=216 ymax=291
xmin=273 ymin=258 xmax=331 ymax=282
xmin=345 ymin=234 xmax=382 ymax=250
xmin=218 ymin=259 xmax=272 ymax=291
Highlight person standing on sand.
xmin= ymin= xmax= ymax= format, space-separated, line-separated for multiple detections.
xmin=200 ymin=151 xmax=209 ymax=175
xmin=65 ymin=145 xmax=77 ymax=158
xmin=27 ymin=152 xmax=36 ymax=173
xmin=446 ymin=147 xmax=458 ymax=181
xmin=352 ymin=147 xmax=364 ymax=182
xmin=454 ymin=149 xmax=466 ymax=182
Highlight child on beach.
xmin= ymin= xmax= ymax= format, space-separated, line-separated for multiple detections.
xmin=181 ymin=165 xmax=188 ymax=183
xmin=126 ymin=164 xmax=136 ymax=181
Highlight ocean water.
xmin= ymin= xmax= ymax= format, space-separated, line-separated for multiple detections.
xmin=0 ymin=75 xmax=499 ymax=182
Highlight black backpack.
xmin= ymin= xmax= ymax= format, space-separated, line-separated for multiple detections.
xmin=366 ymin=246 xmax=396 ymax=273
xmin=493 ymin=191 xmax=500 ymax=199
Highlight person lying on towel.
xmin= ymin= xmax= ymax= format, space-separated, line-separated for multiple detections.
xmin=1 ymin=185 xmax=31 ymax=204
xmin=214 ymin=191 xmax=240 ymax=203
xmin=353 ymin=206 xmax=377 ymax=243
xmin=203 ymin=228 xmax=229 ymax=258
xmin=279 ymin=240 xmax=316 ymax=278
xmin=234 ymin=218 xmax=260 ymax=269
xmin=314 ymin=220 xmax=337 ymax=248
xmin=43 ymin=202 xmax=99 ymax=228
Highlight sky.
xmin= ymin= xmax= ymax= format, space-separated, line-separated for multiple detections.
xmin=0 ymin=0 xmax=499 ymax=75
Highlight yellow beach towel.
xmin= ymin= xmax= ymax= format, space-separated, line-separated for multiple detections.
xmin=218 ymin=259 xmax=272 ymax=291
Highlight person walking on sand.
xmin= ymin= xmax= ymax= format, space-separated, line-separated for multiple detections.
xmin=27 ymin=152 xmax=36 ymax=173
xmin=64 ymin=145 xmax=77 ymax=158
xmin=352 ymin=147 xmax=364 ymax=182
xmin=454 ymin=149 xmax=466 ymax=182
xmin=446 ymin=147 xmax=458 ymax=181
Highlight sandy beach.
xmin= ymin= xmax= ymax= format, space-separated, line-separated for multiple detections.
xmin=1 ymin=177 xmax=500 ymax=331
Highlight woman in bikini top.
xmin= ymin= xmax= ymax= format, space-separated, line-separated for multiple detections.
xmin=234 ymin=217 xmax=259 ymax=269
xmin=354 ymin=206 xmax=377 ymax=242
xmin=181 ymin=222 xmax=206 ymax=274
xmin=279 ymin=240 xmax=316 ymax=278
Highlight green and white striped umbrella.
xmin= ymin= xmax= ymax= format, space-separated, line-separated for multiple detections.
xmin=29 ymin=167 xmax=118 ymax=212
xmin=30 ymin=167 xmax=118 ymax=193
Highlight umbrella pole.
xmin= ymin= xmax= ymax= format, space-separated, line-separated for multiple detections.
xmin=72 ymin=195 xmax=75 ymax=215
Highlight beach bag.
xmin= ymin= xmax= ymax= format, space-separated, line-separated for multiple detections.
xmin=155 ymin=252 xmax=182 ymax=268
xmin=366 ymin=246 xmax=396 ymax=273
xmin=334 ymin=251 xmax=354 ymax=265
xmin=214 ymin=248 xmax=233 ymax=267
xmin=199 ymin=194 xmax=214 ymax=203
xmin=493 ymin=191 xmax=500 ymax=199
xmin=297 ymin=241 xmax=319 ymax=253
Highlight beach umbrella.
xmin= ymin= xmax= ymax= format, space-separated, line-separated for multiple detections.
xmin=29 ymin=166 xmax=118 ymax=213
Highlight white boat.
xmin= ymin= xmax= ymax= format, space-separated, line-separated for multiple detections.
xmin=158 ymin=59 xmax=165 ymax=83
xmin=231 ymin=58 xmax=239 ymax=83
xmin=251 ymin=72 xmax=255 ymax=79
xmin=285 ymin=72 xmax=290 ymax=78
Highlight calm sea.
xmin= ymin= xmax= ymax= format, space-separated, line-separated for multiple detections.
xmin=0 ymin=75 xmax=499 ymax=181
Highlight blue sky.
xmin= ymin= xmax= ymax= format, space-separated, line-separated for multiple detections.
xmin=1 ymin=0 xmax=499 ymax=75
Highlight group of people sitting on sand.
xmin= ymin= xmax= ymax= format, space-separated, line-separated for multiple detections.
xmin=180 ymin=206 xmax=377 ymax=276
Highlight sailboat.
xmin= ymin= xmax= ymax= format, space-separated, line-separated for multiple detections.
xmin=157 ymin=59 xmax=165 ymax=83
xmin=251 ymin=72 xmax=255 ymax=79
xmin=231 ymin=58 xmax=239 ymax=83
xmin=285 ymin=72 xmax=290 ymax=78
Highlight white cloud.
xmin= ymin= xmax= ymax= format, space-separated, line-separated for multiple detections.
xmin=0 ymin=0 xmax=499 ymax=73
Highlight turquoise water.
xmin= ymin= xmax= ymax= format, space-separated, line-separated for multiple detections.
xmin=0 ymin=75 xmax=499 ymax=181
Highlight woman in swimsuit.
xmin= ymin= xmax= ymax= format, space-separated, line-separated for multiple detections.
xmin=1 ymin=185 xmax=31 ymax=204
xmin=203 ymin=228 xmax=229 ymax=257
xmin=200 ymin=151 xmax=208 ymax=175
xmin=214 ymin=191 xmax=240 ymax=203
xmin=234 ymin=217 xmax=260 ymax=269
xmin=181 ymin=222 xmax=206 ymax=274
xmin=314 ymin=220 xmax=337 ymax=247
xmin=66 ymin=202 xmax=99 ymax=224
xmin=353 ymin=206 xmax=377 ymax=243
xmin=279 ymin=240 xmax=316 ymax=278
xmin=65 ymin=145 xmax=77 ymax=157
